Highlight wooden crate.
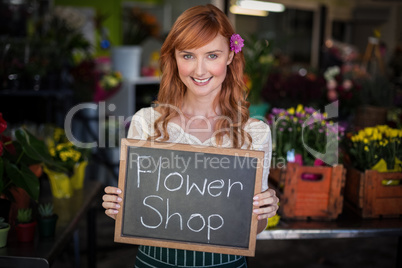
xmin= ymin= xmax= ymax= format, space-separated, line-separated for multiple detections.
xmin=269 ymin=163 xmax=346 ymax=220
xmin=268 ymin=167 xmax=285 ymax=189
xmin=344 ymin=168 xmax=402 ymax=218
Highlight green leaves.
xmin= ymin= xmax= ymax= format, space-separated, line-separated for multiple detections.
xmin=1 ymin=127 xmax=65 ymax=202
xmin=15 ymin=129 xmax=51 ymax=162
xmin=4 ymin=161 xmax=39 ymax=201
xmin=15 ymin=128 xmax=67 ymax=174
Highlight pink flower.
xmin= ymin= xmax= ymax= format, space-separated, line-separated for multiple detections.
xmin=327 ymin=89 xmax=338 ymax=101
xmin=342 ymin=79 xmax=353 ymax=91
xmin=326 ymin=79 xmax=337 ymax=90
xmin=230 ymin=34 xmax=244 ymax=54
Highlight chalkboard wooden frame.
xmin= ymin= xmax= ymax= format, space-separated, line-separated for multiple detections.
xmin=114 ymin=138 xmax=264 ymax=257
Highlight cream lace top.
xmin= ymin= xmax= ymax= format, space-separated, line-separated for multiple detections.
xmin=127 ymin=107 xmax=272 ymax=191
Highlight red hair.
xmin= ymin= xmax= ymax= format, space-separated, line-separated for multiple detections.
xmin=153 ymin=4 xmax=251 ymax=148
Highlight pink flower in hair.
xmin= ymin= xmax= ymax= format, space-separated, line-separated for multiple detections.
xmin=230 ymin=34 xmax=244 ymax=54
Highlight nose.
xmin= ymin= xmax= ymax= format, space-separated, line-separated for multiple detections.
xmin=194 ymin=58 xmax=206 ymax=77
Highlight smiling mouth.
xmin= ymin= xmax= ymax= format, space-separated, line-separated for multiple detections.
xmin=192 ymin=77 xmax=212 ymax=83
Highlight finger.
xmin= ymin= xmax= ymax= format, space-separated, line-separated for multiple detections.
xmin=257 ymin=210 xmax=277 ymax=220
xmin=253 ymin=196 xmax=279 ymax=207
xmin=102 ymin=201 xmax=121 ymax=210
xmin=253 ymin=204 xmax=278 ymax=214
xmin=105 ymin=209 xmax=118 ymax=220
xmin=102 ymin=194 xmax=123 ymax=203
xmin=253 ymin=188 xmax=276 ymax=200
xmin=104 ymin=186 xmax=122 ymax=195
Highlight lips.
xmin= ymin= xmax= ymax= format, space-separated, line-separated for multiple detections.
xmin=192 ymin=77 xmax=212 ymax=84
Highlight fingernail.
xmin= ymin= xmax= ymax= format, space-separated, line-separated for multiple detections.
xmin=253 ymin=209 xmax=259 ymax=214
xmin=253 ymin=196 xmax=259 ymax=200
xmin=117 ymin=189 xmax=122 ymax=194
xmin=253 ymin=201 xmax=259 ymax=206
xmin=116 ymin=204 xmax=120 ymax=209
xmin=117 ymin=197 xmax=122 ymax=202
xmin=113 ymin=210 xmax=118 ymax=214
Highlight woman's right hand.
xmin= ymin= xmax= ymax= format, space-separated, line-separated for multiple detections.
xmin=102 ymin=186 xmax=122 ymax=220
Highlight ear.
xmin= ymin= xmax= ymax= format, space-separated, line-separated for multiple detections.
xmin=227 ymin=51 xmax=234 ymax=65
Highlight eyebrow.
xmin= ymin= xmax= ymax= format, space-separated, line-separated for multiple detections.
xmin=179 ymin=50 xmax=224 ymax=54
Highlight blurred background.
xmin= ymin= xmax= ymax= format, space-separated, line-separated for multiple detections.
xmin=0 ymin=0 xmax=401 ymax=267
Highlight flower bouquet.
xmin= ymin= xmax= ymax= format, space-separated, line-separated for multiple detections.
xmin=43 ymin=127 xmax=90 ymax=198
xmin=266 ymin=104 xmax=347 ymax=220
xmin=344 ymin=125 xmax=402 ymax=218
xmin=323 ymin=65 xmax=366 ymax=119
xmin=93 ymin=70 xmax=123 ymax=103
xmin=345 ymin=125 xmax=402 ymax=176
xmin=266 ymin=104 xmax=345 ymax=167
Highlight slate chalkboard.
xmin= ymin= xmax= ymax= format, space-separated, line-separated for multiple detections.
xmin=114 ymin=138 xmax=264 ymax=256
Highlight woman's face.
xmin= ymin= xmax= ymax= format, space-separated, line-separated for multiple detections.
xmin=175 ymin=34 xmax=234 ymax=101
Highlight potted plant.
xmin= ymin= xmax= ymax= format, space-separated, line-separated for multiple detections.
xmin=343 ymin=125 xmax=402 ymax=218
xmin=43 ymin=126 xmax=90 ymax=198
xmin=0 ymin=113 xmax=64 ymax=224
xmin=266 ymin=104 xmax=346 ymax=220
xmin=243 ymin=34 xmax=274 ymax=118
xmin=38 ymin=202 xmax=58 ymax=238
xmin=15 ymin=208 xmax=36 ymax=242
xmin=0 ymin=217 xmax=10 ymax=248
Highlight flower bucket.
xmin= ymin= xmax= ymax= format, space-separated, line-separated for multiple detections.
xmin=43 ymin=166 xmax=73 ymax=199
xmin=71 ymin=161 xmax=88 ymax=190
xmin=111 ymin=46 xmax=142 ymax=80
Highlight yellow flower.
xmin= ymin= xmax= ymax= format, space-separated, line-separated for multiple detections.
xmin=389 ymin=129 xmax=399 ymax=138
xmin=296 ymin=104 xmax=303 ymax=113
xmin=364 ymin=146 xmax=369 ymax=151
xmin=54 ymin=127 xmax=65 ymax=142
xmin=49 ymin=147 xmax=56 ymax=157
xmin=364 ymin=127 xmax=374 ymax=136
xmin=287 ymin=107 xmax=295 ymax=115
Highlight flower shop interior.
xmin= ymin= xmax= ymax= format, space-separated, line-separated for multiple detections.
xmin=0 ymin=0 xmax=401 ymax=267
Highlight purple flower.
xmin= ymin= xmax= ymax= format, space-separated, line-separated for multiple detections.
xmin=230 ymin=34 xmax=244 ymax=54
xmin=305 ymin=107 xmax=315 ymax=114
xmin=272 ymin=108 xmax=282 ymax=115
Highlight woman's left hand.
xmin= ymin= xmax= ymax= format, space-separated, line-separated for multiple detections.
xmin=253 ymin=188 xmax=279 ymax=220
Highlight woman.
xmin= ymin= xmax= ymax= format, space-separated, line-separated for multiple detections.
xmin=102 ymin=4 xmax=279 ymax=267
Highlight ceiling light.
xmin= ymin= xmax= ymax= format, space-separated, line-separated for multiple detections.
xmin=236 ymin=0 xmax=285 ymax=12
xmin=230 ymin=5 xmax=268 ymax=16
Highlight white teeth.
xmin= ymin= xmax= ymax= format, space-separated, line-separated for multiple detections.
xmin=193 ymin=77 xmax=210 ymax=83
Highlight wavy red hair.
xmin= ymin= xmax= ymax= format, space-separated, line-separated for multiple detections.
xmin=152 ymin=4 xmax=251 ymax=148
